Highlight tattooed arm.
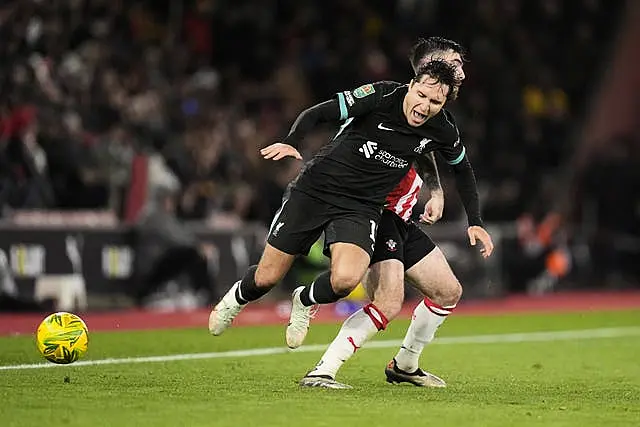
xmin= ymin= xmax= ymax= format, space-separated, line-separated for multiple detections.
xmin=415 ymin=153 xmax=444 ymax=224
xmin=416 ymin=152 xmax=443 ymax=195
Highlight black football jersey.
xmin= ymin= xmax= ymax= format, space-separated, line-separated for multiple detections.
xmin=291 ymin=81 xmax=465 ymax=212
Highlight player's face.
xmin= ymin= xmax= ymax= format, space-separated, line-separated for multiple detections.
xmin=403 ymin=76 xmax=449 ymax=127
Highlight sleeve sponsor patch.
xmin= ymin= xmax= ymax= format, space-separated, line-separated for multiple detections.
xmin=353 ymin=83 xmax=375 ymax=98
xmin=343 ymin=91 xmax=355 ymax=106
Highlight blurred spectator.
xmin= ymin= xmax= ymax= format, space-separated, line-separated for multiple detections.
xmin=0 ymin=248 xmax=48 ymax=312
xmin=133 ymin=185 xmax=218 ymax=307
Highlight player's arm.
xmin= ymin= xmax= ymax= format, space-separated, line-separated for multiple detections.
xmin=281 ymin=100 xmax=342 ymax=149
xmin=415 ymin=152 xmax=443 ymax=195
xmin=262 ymin=82 xmax=394 ymax=161
xmin=448 ymin=153 xmax=481 ymax=227
xmin=262 ymin=100 xmax=343 ymax=160
xmin=436 ymin=112 xmax=481 ymax=226
xmin=415 ymin=153 xmax=445 ymax=224
xmin=282 ymin=82 xmax=391 ymax=147
xmin=448 ymin=153 xmax=494 ymax=258
xmin=437 ymin=112 xmax=494 ymax=257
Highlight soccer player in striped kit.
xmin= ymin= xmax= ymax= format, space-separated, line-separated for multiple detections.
xmin=299 ymin=38 xmax=494 ymax=389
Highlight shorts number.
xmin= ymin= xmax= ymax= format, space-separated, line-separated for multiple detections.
xmin=369 ymin=220 xmax=377 ymax=244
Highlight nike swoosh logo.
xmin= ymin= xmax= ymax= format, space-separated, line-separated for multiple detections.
xmin=378 ymin=123 xmax=395 ymax=131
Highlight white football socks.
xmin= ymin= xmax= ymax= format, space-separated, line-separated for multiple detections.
xmin=308 ymin=304 xmax=388 ymax=379
xmin=394 ymin=298 xmax=454 ymax=372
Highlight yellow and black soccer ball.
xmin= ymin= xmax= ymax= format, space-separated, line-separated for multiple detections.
xmin=36 ymin=312 xmax=89 ymax=364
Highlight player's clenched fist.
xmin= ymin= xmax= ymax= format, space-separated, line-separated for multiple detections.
xmin=260 ymin=143 xmax=302 ymax=161
xmin=419 ymin=191 xmax=444 ymax=225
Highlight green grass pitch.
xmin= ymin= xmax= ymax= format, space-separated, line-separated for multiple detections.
xmin=1 ymin=310 xmax=639 ymax=427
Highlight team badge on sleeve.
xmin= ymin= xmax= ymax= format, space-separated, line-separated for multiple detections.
xmin=353 ymin=84 xmax=375 ymax=98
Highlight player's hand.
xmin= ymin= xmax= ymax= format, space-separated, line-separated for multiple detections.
xmin=260 ymin=143 xmax=302 ymax=161
xmin=420 ymin=190 xmax=444 ymax=225
xmin=467 ymin=226 xmax=494 ymax=258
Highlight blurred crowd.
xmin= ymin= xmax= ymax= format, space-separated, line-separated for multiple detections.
xmin=0 ymin=0 xmax=628 ymax=223
xmin=0 ymin=0 xmax=636 ymax=310
xmin=1 ymin=0 xmax=637 ymax=287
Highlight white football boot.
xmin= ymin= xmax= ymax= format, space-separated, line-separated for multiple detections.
xmin=285 ymin=286 xmax=317 ymax=348
xmin=299 ymin=374 xmax=353 ymax=389
xmin=208 ymin=281 xmax=243 ymax=336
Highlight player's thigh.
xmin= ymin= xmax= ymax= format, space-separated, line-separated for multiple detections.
xmin=366 ymin=259 xmax=405 ymax=320
xmin=404 ymin=226 xmax=462 ymax=305
xmin=324 ymin=210 xmax=381 ymax=259
xmin=363 ymin=210 xmax=408 ymax=316
xmin=369 ymin=210 xmax=409 ymax=269
xmin=403 ymin=224 xmax=437 ymax=271
xmin=266 ymin=189 xmax=326 ymax=257
xmin=324 ymin=211 xmax=381 ymax=293
xmin=261 ymin=190 xmax=326 ymax=286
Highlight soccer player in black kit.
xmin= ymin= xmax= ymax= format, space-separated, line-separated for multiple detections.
xmin=208 ymin=60 xmax=492 ymax=348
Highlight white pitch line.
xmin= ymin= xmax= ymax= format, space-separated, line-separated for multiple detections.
xmin=1 ymin=326 xmax=639 ymax=371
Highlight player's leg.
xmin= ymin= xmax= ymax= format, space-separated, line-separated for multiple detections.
xmin=386 ymin=226 xmax=461 ymax=386
xmin=399 ymin=248 xmax=461 ymax=368
xmin=300 ymin=212 xmax=406 ymax=387
xmin=288 ymin=213 xmax=378 ymax=349
xmin=364 ymin=242 xmax=409 ymax=321
xmin=287 ymin=242 xmax=371 ymax=349
xmin=209 ymin=243 xmax=296 ymax=335
xmin=209 ymin=190 xmax=322 ymax=335
xmin=301 ymin=261 xmax=402 ymax=381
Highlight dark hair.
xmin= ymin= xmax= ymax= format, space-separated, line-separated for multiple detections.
xmin=409 ymin=37 xmax=466 ymax=73
xmin=414 ymin=60 xmax=461 ymax=101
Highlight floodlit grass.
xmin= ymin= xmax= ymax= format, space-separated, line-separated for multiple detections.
xmin=1 ymin=310 xmax=639 ymax=427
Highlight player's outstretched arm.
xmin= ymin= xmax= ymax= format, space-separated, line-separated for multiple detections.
xmin=281 ymin=100 xmax=342 ymax=148
xmin=450 ymin=155 xmax=494 ymax=257
xmin=260 ymin=99 xmax=342 ymax=161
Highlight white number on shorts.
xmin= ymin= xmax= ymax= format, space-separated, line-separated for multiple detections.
xmin=369 ymin=220 xmax=377 ymax=246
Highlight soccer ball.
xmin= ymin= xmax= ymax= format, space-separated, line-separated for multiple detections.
xmin=36 ymin=312 xmax=89 ymax=364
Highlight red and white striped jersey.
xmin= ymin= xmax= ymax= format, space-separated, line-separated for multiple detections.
xmin=385 ymin=165 xmax=423 ymax=221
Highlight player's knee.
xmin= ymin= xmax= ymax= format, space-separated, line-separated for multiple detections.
xmin=253 ymin=265 xmax=282 ymax=289
xmin=372 ymin=295 xmax=403 ymax=321
xmin=448 ymin=281 xmax=463 ymax=305
xmin=433 ymin=280 xmax=462 ymax=307
xmin=329 ymin=270 xmax=362 ymax=296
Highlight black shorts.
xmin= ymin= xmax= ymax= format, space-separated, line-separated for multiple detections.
xmin=370 ymin=209 xmax=436 ymax=269
xmin=267 ymin=189 xmax=381 ymax=257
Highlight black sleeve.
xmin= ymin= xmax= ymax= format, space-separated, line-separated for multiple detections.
xmin=282 ymin=100 xmax=342 ymax=149
xmin=450 ymin=154 xmax=483 ymax=227
xmin=436 ymin=110 xmax=466 ymax=166
xmin=336 ymin=82 xmax=394 ymax=120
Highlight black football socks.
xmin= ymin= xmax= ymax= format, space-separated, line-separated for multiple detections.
xmin=299 ymin=271 xmax=350 ymax=306
xmin=235 ymin=265 xmax=270 ymax=304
